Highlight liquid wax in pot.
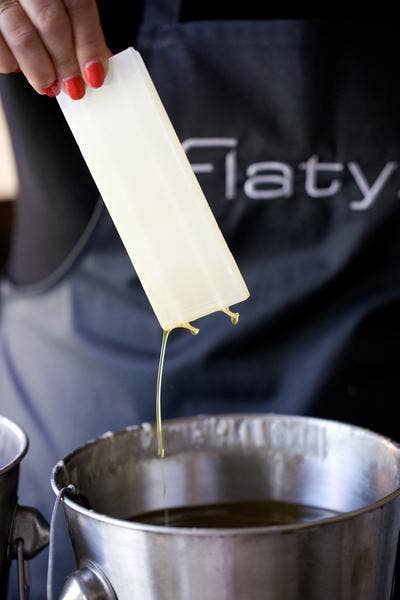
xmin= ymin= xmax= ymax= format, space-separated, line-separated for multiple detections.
xmin=128 ymin=500 xmax=341 ymax=528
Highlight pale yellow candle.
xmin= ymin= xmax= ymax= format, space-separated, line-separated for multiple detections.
xmin=57 ymin=48 xmax=249 ymax=330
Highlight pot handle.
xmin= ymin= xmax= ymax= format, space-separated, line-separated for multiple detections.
xmin=10 ymin=505 xmax=50 ymax=600
xmin=59 ymin=562 xmax=116 ymax=600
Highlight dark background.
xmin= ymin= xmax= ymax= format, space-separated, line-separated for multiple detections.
xmin=0 ymin=201 xmax=13 ymax=273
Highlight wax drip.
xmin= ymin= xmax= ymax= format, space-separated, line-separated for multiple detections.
xmin=156 ymin=329 xmax=170 ymax=459
xmin=180 ymin=322 xmax=200 ymax=335
xmin=156 ymin=322 xmax=199 ymax=459
xmin=222 ymin=307 xmax=240 ymax=325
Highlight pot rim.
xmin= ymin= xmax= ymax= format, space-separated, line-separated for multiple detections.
xmin=51 ymin=413 xmax=400 ymax=536
xmin=0 ymin=415 xmax=29 ymax=475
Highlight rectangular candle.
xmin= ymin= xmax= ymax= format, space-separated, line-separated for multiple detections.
xmin=57 ymin=48 xmax=249 ymax=330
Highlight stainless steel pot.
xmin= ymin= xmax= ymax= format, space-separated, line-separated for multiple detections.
xmin=52 ymin=414 xmax=400 ymax=600
xmin=0 ymin=415 xmax=49 ymax=599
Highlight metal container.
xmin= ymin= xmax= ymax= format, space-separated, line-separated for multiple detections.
xmin=52 ymin=414 xmax=400 ymax=600
xmin=0 ymin=415 xmax=49 ymax=599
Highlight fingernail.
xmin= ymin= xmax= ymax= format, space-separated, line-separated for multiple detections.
xmin=84 ymin=61 xmax=105 ymax=88
xmin=41 ymin=80 xmax=60 ymax=97
xmin=63 ymin=76 xmax=85 ymax=100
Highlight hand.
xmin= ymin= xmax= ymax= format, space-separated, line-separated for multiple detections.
xmin=0 ymin=0 xmax=111 ymax=99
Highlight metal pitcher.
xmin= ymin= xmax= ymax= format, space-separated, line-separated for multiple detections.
xmin=0 ymin=415 xmax=49 ymax=599
xmin=52 ymin=414 xmax=400 ymax=600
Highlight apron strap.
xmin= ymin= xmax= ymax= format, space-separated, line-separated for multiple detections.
xmin=142 ymin=0 xmax=182 ymax=26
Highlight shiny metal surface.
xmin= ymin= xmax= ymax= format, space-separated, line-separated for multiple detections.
xmin=0 ymin=415 xmax=28 ymax=599
xmin=15 ymin=540 xmax=28 ymax=600
xmin=0 ymin=415 xmax=49 ymax=599
xmin=10 ymin=506 xmax=50 ymax=560
xmin=53 ymin=414 xmax=400 ymax=600
xmin=60 ymin=563 xmax=116 ymax=600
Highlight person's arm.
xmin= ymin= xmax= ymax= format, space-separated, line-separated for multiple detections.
xmin=0 ymin=0 xmax=110 ymax=99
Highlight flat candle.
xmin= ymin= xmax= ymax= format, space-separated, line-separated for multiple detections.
xmin=57 ymin=48 xmax=249 ymax=330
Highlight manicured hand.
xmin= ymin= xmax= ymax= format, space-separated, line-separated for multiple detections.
xmin=0 ymin=0 xmax=111 ymax=99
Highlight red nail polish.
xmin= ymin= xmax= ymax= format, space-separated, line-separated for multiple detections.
xmin=63 ymin=76 xmax=85 ymax=100
xmin=84 ymin=61 xmax=105 ymax=88
xmin=41 ymin=80 xmax=60 ymax=97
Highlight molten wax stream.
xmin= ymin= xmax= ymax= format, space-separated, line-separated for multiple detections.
xmin=156 ymin=323 xmax=199 ymax=458
xmin=156 ymin=309 xmax=239 ymax=459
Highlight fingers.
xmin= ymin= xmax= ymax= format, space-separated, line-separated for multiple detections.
xmin=0 ymin=0 xmax=110 ymax=99
xmin=19 ymin=0 xmax=83 ymax=98
xmin=0 ymin=2 xmax=58 ymax=94
xmin=0 ymin=32 xmax=18 ymax=73
xmin=63 ymin=0 xmax=109 ymax=89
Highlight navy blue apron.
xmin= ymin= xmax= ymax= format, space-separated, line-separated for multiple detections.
xmin=1 ymin=5 xmax=400 ymax=597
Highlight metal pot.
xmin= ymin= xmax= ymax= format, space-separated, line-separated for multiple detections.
xmin=52 ymin=414 xmax=400 ymax=600
xmin=0 ymin=415 xmax=49 ymax=599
